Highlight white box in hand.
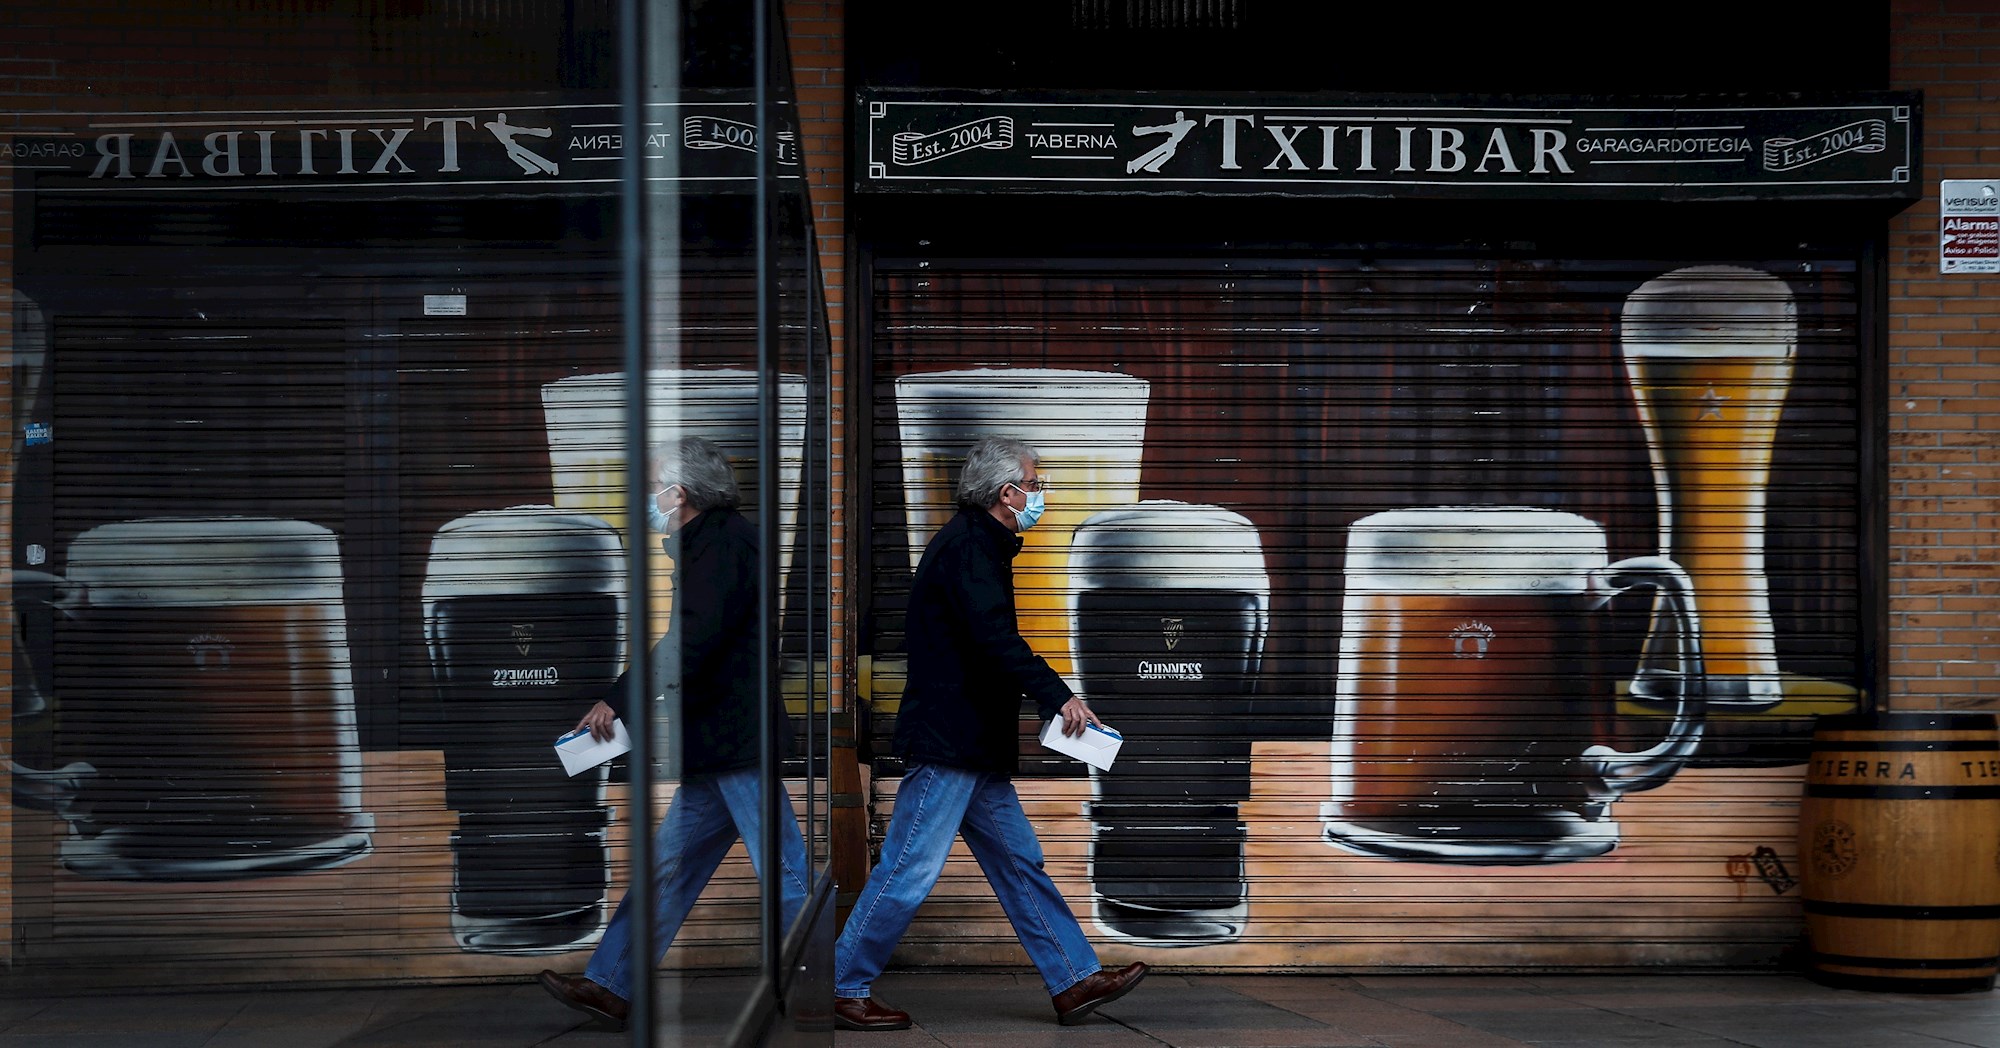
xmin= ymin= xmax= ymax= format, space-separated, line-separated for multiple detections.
xmin=555 ymin=719 xmax=633 ymax=776
xmin=1039 ymin=719 xmax=1123 ymax=771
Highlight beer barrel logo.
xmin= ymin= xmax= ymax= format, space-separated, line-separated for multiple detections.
xmin=1811 ymin=820 xmax=1859 ymax=878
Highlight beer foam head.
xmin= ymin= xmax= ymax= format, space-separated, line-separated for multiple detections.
xmin=894 ymin=368 xmax=1149 ymax=450
xmin=1070 ymin=501 xmax=1269 ymax=593
xmin=540 ymin=368 xmax=806 ymax=468
xmin=422 ymin=506 xmax=626 ymax=606
xmin=1344 ymin=507 xmax=1607 ymax=595
xmin=540 ymin=368 xmax=808 ymax=529
xmin=1620 ymin=265 xmax=1796 ymax=358
xmin=66 ymin=516 xmax=346 ymax=607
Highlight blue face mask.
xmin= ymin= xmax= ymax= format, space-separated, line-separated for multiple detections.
xmin=1006 ymin=484 xmax=1046 ymax=532
xmin=646 ymin=487 xmax=676 ymax=534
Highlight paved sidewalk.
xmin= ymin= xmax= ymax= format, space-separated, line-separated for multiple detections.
xmin=6 ymin=971 xmax=2000 ymax=1047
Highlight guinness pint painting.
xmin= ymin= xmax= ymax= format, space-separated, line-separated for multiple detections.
xmin=868 ymin=257 xmax=1863 ymax=968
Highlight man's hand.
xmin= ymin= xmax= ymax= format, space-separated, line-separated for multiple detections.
xmin=1058 ymin=696 xmax=1100 ymax=738
xmin=577 ymin=700 xmax=618 ymax=742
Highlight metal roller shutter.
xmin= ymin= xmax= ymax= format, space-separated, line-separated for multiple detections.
xmin=11 ymin=253 xmax=805 ymax=984
xmin=866 ymin=255 xmax=1864 ymax=968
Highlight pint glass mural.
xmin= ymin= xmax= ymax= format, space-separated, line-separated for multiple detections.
xmin=869 ymin=258 xmax=1858 ymax=969
xmin=1070 ymin=502 xmax=1269 ymax=945
xmin=541 ymin=368 xmax=805 ymax=631
xmin=1621 ymin=266 xmax=1796 ymax=710
xmin=894 ymin=368 xmax=1150 ymax=679
xmin=423 ymin=506 xmax=623 ymax=954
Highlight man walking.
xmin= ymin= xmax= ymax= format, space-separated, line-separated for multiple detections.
xmin=834 ymin=435 xmax=1148 ymax=1031
xmin=540 ymin=436 xmax=810 ymax=1029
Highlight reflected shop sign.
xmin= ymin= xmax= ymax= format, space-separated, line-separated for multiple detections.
xmin=856 ymin=91 xmax=1921 ymax=201
xmin=1 ymin=92 xmax=799 ymax=194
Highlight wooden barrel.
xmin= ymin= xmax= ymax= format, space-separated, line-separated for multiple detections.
xmin=1800 ymin=711 xmax=2000 ymax=992
xmin=828 ymin=706 xmax=871 ymax=930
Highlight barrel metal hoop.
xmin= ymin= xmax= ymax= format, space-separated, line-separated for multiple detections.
xmin=1814 ymin=712 xmax=2000 ymax=733
xmin=1810 ymin=951 xmax=2000 ymax=970
xmin=1812 ymin=740 xmax=2000 ymax=752
xmin=1804 ymin=785 xmax=2000 ymax=800
xmin=1805 ymin=900 xmax=2000 ymax=920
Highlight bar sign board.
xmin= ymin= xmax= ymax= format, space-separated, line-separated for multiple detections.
xmin=858 ymin=92 xmax=1921 ymax=202
xmin=1941 ymin=179 xmax=2000 ymax=274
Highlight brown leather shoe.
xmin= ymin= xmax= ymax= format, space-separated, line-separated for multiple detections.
xmin=834 ymin=995 xmax=913 ymax=1031
xmin=538 ymin=969 xmax=630 ymax=1029
xmin=1052 ymin=962 xmax=1149 ymax=1025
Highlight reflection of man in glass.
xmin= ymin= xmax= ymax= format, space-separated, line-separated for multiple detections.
xmin=833 ymin=436 xmax=1148 ymax=1032
xmin=539 ymin=436 xmax=808 ymax=1030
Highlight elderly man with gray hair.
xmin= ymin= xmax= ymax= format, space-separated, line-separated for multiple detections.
xmin=539 ymin=435 xmax=810 ymax=1030
xmin=833 ymin=435 xmax=1149 ymax=1031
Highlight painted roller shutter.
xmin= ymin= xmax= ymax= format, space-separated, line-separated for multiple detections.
xmin=12 ymin=249 xmax=811 ymax=984
xmin=866 ymin=255 xmax=1863 ymax=968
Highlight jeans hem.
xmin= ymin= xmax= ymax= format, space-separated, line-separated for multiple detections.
xmin=1047 ymin=964 xmax=1101 ymax=997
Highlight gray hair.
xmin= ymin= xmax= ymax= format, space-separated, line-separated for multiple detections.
xmin=652 ymin=435 xmax=740 ymax=511
xmin=956 ymin=436 xmax=1038 ymax=509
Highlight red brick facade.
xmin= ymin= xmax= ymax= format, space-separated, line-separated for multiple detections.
xmin=1888 ymin=1 xmax=2000 ymax=710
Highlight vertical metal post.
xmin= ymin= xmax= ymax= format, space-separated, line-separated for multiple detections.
xmin=753 ymin=0 xmax=784 ymax=995
xmin=1859 ymin=234 xmax=1889 ymax=711
xmin=618 ymin=0 xmax=656 ymax=1041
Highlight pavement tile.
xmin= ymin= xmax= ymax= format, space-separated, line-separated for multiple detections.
xmin=1572 ymin=1009 xmax=1970 ymax=1048
xmin=1105 ymin=983 xmax=1329 ymax=1031
xmin=0 ymin=992 xmax=247 ymax=1040
xmin=0 ymin=1038 xmax=219 ymax=1048
xmin=0 ymin=999 xmax=57 ymax=1032
xmin=5 ymin=971 xmax=2000 ymax=1047
xmin=1348 ymin=976 xmax=1541 ymax=995
xmin=1106 ymin=1026 xmax=1375 ymax=1048
xmin=832 ymin=1029 xmax=948 ymax=1048
xmin=1429 ymin=1008 xmax=1688 ymax=1042
xmin=1524 ymin=1040 xmax=1760 ymax=1048
xmin=915 ymin=1029 xmax=1157 ymax=1048
xmin=1206 ymin=977 xmax=1368 ymax=1003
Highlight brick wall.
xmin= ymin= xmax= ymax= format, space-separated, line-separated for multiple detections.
xmin=1888 ymin=1 xmax=2000 ymax=710
xmin=785 ymin=0 xmax=852 ymax=712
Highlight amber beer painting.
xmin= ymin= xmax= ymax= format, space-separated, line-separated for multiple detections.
xmin=54 ymin=517 xmax=375 ymax=880
xmin=1620 ymin=266 xmax=1796 ymax=710
xmin=540 ymin=368 xmax=805 ymax=643
xmin=893 ymin=368 xmax=1150 ymax=681
xmin=1322 ymin=507 xmax=1707 ymax=864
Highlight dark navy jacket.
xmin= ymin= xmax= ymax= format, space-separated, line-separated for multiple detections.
xmin=607 ymin=507 xmax=787 ymax=776
xmin=894 ymin=506 xmax=1073 ymax=774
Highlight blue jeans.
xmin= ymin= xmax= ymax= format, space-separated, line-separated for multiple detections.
xmin=585 ymin=767 xmax=811 ymax=1000
xmin=834 ymin=763 xmax=1100 ymax=999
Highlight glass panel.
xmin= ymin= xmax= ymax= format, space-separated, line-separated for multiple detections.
xmin=639 ymin=0 xmax=833 ymax=1044
xmin=4 ymin=2 xmax=829 ymax=1044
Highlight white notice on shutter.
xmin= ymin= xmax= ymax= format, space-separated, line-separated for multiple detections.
xmin=424 ymin=294 xmax=469 ymax=316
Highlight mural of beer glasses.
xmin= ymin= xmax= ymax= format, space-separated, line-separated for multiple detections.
xmin=894 ymin=368 xmax=1149 ymax=679
xmin=423 ymin=506 xmax=624 ymax=954
xmin=1322 ymin=507 xmax=1706 ymax=864
xmin=540 ymin=369 xmax=805 ymax=641
xmin=1621 ymin=266 xmax=1795 ymax=710
xmin=1070 ymin=502 xmax=1268 ymax=946
xmin=55 ymin=517 xmax=374 ymax=880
